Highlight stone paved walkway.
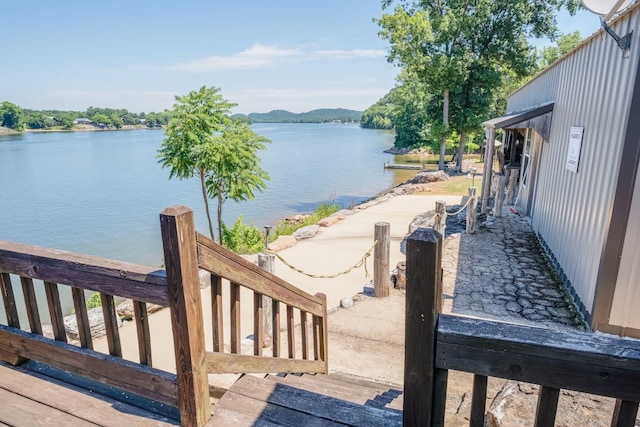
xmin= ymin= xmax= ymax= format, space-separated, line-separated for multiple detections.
xmin=440 ymin=207 xmax=586 ymax=331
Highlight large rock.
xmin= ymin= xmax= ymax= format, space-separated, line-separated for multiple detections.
xmin=486 ymin=381 xmax=626 ymax=427
xmin=64 ymin=306 xmax=122 ymax=341
xmin=412 ymin=170 xmax=449 ymax=184
xmin=293 ymin=225 xmax=320 ymax=240
xmin=268 ymin=235 xmax=297 ymax=252
xmin=116 ymin=300 xmax=164 ymax=321
xmin=317 ymin=212 xmax=346 ymax=227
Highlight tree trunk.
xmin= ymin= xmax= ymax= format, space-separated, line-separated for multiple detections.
xmin=456 ymin=131 xmax=467 ymax=172
xmin=200 ymin=170 xmax=215 ymax=241
xmin=438 ymin=89 xmax=449 ymax=171
xmin=217 ymin=188 xmax=224 ymax=245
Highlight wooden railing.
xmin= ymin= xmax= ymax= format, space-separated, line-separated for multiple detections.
xmin=0 ymin=240 xmax=178 ymax=413
xmin=197 ymin=232 xmax=328 ymax=374
xmin=403 ymin=228 xmax=640 ymax=427
xmin=0 ymin=205 xmax=328 ymax=427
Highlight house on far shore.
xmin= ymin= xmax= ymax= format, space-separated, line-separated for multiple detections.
xmin=481 ymin=2 xmax=640 ymax=338
xmin=73 ymin=118 xmax=93 ymax=125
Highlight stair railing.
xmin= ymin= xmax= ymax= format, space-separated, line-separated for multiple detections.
xmin=160 ymin=205 xmax=329 ymax=426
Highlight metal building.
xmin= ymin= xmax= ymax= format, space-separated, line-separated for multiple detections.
xmin=483 ymin=2 xmax=640 ymax=337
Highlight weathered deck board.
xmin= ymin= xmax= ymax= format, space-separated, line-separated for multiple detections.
xmin=210 ymin=374 xmax=402 ymax=426
xmin=0 ymin=387 xmax=96 ymax=426
xmin=0 ymin=363 xmax=178 ymax=426
xmin=209 ymin=390 xmax=344 ymax=427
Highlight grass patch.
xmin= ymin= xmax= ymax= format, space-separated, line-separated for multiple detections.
xmin=275 ymin=202 xmax=339 ymax=237
xmin=218 ymin=202 xmax=341 ymax=255
xmin=418 ymin=175 xmax=484 ymax=196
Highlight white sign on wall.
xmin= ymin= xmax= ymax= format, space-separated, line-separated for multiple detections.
xmin=566 ymin=126 xmax=584 ymax=173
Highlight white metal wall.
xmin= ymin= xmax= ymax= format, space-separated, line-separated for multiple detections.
xmin=506 ymin=5 xmax=640 ymax=315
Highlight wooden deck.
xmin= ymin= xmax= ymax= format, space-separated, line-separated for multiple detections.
xmin=209 ymin=373 xmax=403 ymax=426
xmin=0 ymin=362 xmax=179 ymax=426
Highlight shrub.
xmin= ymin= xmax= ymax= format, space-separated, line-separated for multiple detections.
xmin=86 ymin=292 xmax=103 ymax=310
xmin=222 ymin=215 xmax=265 ymax=254
xmin=219 ymin=202 xmax=340 ymax=255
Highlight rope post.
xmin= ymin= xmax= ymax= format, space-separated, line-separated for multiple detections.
xmin=374 ymin=222 xmax=390 ymax=298
xmin=258 ymin=252 xmax=274 ymax=347
xmin=467 ymin=187 xmax=478 ymax=234
xmin=434 ymin=200 xmax=446 ymax=237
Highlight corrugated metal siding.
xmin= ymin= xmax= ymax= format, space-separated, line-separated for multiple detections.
xmin=611 ymin=165 xmax=640 ymax=328
xmin=507 ymin=6 xmax=640 ymax=314
xmin=507 ymin=66 xmax=559 ymax=113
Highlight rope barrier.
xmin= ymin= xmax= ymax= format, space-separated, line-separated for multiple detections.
xmin=266 ymin=240 xmax=378 ymax=279
xmin=447 ymin=196 xmax=474 ymax=216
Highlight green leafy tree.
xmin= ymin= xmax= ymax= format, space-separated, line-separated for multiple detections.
xmin=360 ymin=92 xmax=395 ymax=130
xmin=158 ymin=86 xmax=270 ymax=243
xmin=110 ymin=113 xmax=123 ymax=129
xmin=391 ymin=72 xmax=433 ymax=149
xmin=0 ymin=101 xmax=24 ymax=131
xmin=91 ymin=113 xmax=110 ymax=126
xmin=25 ymin=112 xmax=46 ymax=129
xmin=377 ymin=0 xmax=579 ymax=170
xmin=540 ymin=31 xmax=583 ymax=68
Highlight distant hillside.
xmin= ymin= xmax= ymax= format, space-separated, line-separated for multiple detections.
xmin=232 ymin=108 xmax=362 ymax=124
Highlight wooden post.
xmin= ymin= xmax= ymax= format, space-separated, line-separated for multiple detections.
xmin=374 ymin=222 xmax=390 ymax=298
xmin=494 ymin=175 xmax=508 ymax=217
xmin=507 ymin=169 xmax=518 ymax=205
xmin=160 ymin=206 xmax=210 ymax=427
xmin=403 ymin=228 xmax=442 ymax=427
xmin=467 ymin=187 xmax=478 ymax=234
xmin=481 ymin=127 xmax=496 ymax=213
xmin=434 ymin=200 xmax=446 ymax=237
xmin=258 ymin=253 xmax=274 ymax=347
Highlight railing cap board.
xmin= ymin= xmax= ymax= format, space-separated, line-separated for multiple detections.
xmin=436 ymin=315 xmax=640 ymax=401
xmin=438 ymin=315 xmax=640 ymax=363
xmin=0 ymin=240 xmax=168 ymax=306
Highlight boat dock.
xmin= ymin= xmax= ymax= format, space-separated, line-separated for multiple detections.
xmin=384 ymin=163 xmax=424 ymax=170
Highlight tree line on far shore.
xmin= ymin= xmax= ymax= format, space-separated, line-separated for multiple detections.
xmin=0 ymin=102 xmax=170 ymax=132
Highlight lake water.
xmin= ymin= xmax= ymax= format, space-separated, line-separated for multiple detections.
xmin=0 ymin=123 xmax=402 ymax=320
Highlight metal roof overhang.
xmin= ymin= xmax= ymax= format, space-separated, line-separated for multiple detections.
xmin=483 ymin=102 xmax=554 ymax=129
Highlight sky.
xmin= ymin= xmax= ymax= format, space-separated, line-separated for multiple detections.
xmin=0 ymin=1 xmax=601 ymax=115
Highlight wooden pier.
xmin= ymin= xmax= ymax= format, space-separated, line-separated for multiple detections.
xmin=384 ymin=163 xmax=423 ymax=170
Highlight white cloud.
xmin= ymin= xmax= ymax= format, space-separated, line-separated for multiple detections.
xmin=313 ymin=49 xmax=386 ymax=59
xmin=172 ymin=44 xmax=302 ymax=72
xmin=241 ymin=87 xmax=389 ymax=100
xmin=170 ymin=45 xmax=387 ymax=73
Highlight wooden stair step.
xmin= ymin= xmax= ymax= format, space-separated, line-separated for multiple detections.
xmin=208 ymin=389 xmax=344 ymax=427
xmin=304 ymin=372 xmax=402 ymax=399
xmin=211 ymin=374 xmax=402 ymax=426
xmin=322 ymin=373 xmax=404 ymax=411
xmin=270 ymin=373 xmax=403 ymax=411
